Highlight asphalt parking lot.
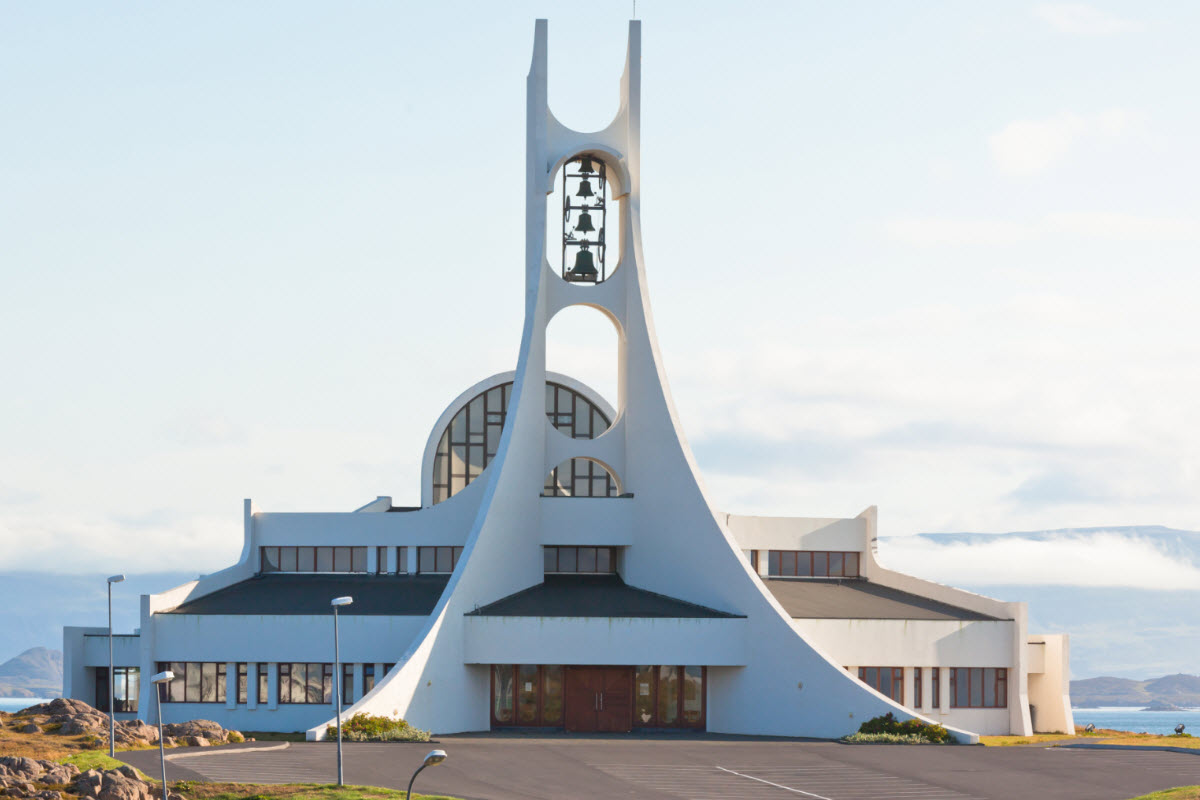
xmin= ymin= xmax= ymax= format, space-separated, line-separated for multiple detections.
xmin=119 ymin=734 xmax=1200 ymax=800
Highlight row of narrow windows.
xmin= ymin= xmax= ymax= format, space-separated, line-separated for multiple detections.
xmin=853 ymin=666 xmax=1008 ymax=709
xmin=260 ymin=546 xmax=462 ymax=575
xmin=154 ymin=662 xmax=393 ymax=704
xmin=745 ymin=550 xmax=862 ymax=578
xmin=260 ymin=545 xmax=617 ymax=576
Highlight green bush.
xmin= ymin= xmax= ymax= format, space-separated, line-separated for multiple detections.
xmin=854 ymin=712 xmax=950 ymax=744
xmin=843 ymin=732 xmax=935 ymax=744
xmin=325 ymin=713 xmax=431 ymax=743
xmin=226 ymin=731 xmax=245 ymax=744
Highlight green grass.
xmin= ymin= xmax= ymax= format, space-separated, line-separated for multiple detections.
xmin=1124 ymin=788 xmax=1200 ymax=800
xmin=59 ymin=750 xmax=149 ymax=779
xmin=186 ymin=783 xmax=460 ymax=800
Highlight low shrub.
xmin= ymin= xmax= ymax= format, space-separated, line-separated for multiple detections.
xmin=325 ymin=713 xmax=431 ymax=743
xmin=843 ymin=732 xmax=936 ymax=744
xmin=855 ymin=712 xmax=951 ymax=744
xmin=226 ymin=731 xmax=245 ymax=744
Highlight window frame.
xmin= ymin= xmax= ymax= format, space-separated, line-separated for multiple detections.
xmin=857 ymin=666 xmax=904 ymax=705
xmin=543 ymin=546 xmax=617 ymax=574
xmin=949 ymin=667 xmax=1007 ymax=709
xmin=155 ymin=662 xmax=226 ymax=704
xmin=767 ymin=550 xmax=861 ymax=578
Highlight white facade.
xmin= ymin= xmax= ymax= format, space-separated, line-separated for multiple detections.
xmin=63 ymin=20 xmax=1072 ymax=742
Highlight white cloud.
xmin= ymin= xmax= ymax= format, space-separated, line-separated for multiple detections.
xmin=879 ymin=533 xmax=1200 ymax=589
xmin=1033 ymin=4 xmax=1145 ymax=36
xmin=988 ymin=109 xmax=1142 ymax=176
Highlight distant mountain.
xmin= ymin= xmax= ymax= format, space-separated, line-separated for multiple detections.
xmin=1071 ymin=674 xmax=1200 ymax=708
xmin=0 ymin=647 xmax=62 ymax=698
xmin=0 ymin=570 xmax=196 ymax=682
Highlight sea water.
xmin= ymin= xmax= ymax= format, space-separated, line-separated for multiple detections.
xmin=0 ymin=698 xmax=55 ymax=713
xmin=1073 ymin=706 xmax=1200 ymax=736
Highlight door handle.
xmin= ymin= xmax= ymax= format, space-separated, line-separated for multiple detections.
xmin=599 ymin=692 xmax=604 ymax=710
xmin=594 ymin=692 xmax=599 ymax=711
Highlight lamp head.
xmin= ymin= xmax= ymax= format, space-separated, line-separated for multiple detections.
xmin=422 ymin=749 xmax=447 ymax=767
xmin=151 ymin=670 xmax=174 ymax=685
xmin=331 ymin=596 xmax=353 ymax=608
xmin=107 ymin=575 xmax=126 ymax=584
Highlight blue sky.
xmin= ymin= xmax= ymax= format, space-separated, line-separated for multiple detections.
xmin=1 ymin=2 xmax=1197 ymax=578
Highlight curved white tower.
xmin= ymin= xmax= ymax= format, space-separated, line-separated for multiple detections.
xmin=304 ymin=19 xmax=981 ymax=741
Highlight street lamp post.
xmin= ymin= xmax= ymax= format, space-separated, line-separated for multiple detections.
xmin=330 ymin=596 xmax=353 ymax=787
xmin=106 ymin=574 xmax=125 ymax=758
xmin=406 ymin=750 xmax=447 ymax=800
xmin=150 ymin=670 xmax=174 ymax=800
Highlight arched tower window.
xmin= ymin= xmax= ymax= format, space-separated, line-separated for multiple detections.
xmin=560 ymin=155 xmax=611 ymax=283
xmin=431 ymin=381 xmax=612 ymax=504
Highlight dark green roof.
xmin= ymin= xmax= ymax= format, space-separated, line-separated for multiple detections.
xmin=467 ymin=574 xmax=743 ymax=619
xmin=163 ymin=573 xmax=451 ymax=616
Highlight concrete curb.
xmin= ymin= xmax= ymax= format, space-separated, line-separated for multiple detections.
xmin=1059 ymin=743 xmax=1200 ymax=756
xmin=166 ymin=741 xmax=291 ymax=760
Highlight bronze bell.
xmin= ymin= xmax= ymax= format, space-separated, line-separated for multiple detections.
xmin=574 ymin=210 xmax=596 ymax=234
xmin=575 ymin=179 xmax=594 ymax=199
xmin=578 ymin=156 xmax=595 ymax=174
xmin=567 ymin=247 xmax=599 ymax=281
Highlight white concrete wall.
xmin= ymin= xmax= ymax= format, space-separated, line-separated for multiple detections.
xmin=1028 ymin=634 xmax=1075 ymax=734
xmin=462 ymin=616 xmax=747 ymax=666
xmin=81 ymin=633 xmax=142 ymax=666
xmin=791 ymin=619 xmax=1015 ymax=668
xmin=151 ymin=614 xmax=424 ymax=663
xmin=540 ymin=497 xmax=634 ymax=545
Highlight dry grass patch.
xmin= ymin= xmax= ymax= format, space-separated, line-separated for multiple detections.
xmin=980 ymin=733 xmax=1081 ymax=746
xmin=184 ymin=783 xmax=460 ymax=800
xmin=1098 ymin=733 xmax=1200 ymax=749
xmin=0 ymin=713 xmax=104 ymax=759
xmin=1124 ymin=787 xmax=1200 ymax=800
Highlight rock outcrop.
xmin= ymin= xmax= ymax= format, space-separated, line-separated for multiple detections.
xmin=0 ymin=756 xmax=81 ymax=799
xmin=10 ymin=700 xmax=241 ymax=748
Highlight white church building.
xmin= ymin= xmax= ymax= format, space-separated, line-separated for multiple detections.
xmin=64 ymin=20 xmax=1073 ymax=741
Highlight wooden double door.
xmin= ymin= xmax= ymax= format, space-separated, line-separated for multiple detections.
xmin=564 ymin=666 xmax=632 ymax=732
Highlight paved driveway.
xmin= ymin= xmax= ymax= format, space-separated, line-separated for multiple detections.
xmin=119 ymin=734 xmax=1200 ymax=800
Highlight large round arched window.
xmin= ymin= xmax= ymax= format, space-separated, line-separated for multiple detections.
xmin=430 ymin=381 xmax=612 ymax=504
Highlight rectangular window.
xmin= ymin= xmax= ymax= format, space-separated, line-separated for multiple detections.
xmin=316 ymin=547 xmax=334 ymax=571
xmin=95 ymin=667 xmax=140 ymax=713
xmin=932 ymin=668 xmax=940 ymax=709
xmin=333 ymin=547 xmax=350 ymax=572
xmin=261 ymin=547 xmax=280 ymax=572
xmin=155 ymin=663 xmax=225 ymax=703
xmin=417 ymin=546 xmax=462 ymax=573
xmin=949 ymin=668 xmax=1007 ymax=708
xmin=258 ymin=663 xmax=269 ymax=704
xmin=280 ymin=547 xmax=298 ymax=572
xmin=363 ymin=664 xmax=376 ymax=694
xmin=397 ymin=546 xmax=408 ymax=574
xmin=276 ymin=663 xmax=335 ymax=704
xmin=913 ymin=667 xmax=922 ymax=709
xmin=767 ymin=551 xmax=861 ymax=578
xmin=542 ymin=546 xmax=617 ymax=574
xmin=342 ymin=663 xmax=354 ymax=705
xmin=858 ymin=666 xmax=904 ymax=704
xmin=542 ymin=665 xmax=564 ymax=725
xmin=236 ymin=663 xmax=248 ymax=704
xmin=298 ymin=546 xmax=315 ymax=571
xmin=376 ymin=546 xmax=389 ymax=574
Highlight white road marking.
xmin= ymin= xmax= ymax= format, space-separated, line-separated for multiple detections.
xmin=715 ymin=767 xmax=835 ymax=800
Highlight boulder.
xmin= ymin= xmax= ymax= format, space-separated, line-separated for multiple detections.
xmin=162 ymin=720 xmax=225 ymax=742
xmin=17 ymin=699 xmax=98 ymax=718
xmin=183 ymin=737 xmax=208 ymax=748
xmin=0 ymin=760 xmax=43 ymax=781
xmin=114 ymin=721 xmax=158 ymax=746
xmin=74 ymin=770 xmax=154 ymax=800
xmin=17 ymin=724 xmax=40 ymax=734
